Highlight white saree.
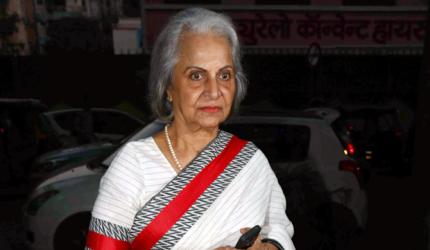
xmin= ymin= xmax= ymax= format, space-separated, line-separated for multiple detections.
xmin=86 ymin=131 xmax=295 ymax=250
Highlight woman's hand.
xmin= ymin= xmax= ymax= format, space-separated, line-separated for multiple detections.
xmin=213 ymin=228 xmax=279 ymax=250
xmin=239 ymin=228 xmax=278 ymax=250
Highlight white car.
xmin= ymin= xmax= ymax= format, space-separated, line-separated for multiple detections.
xmin=223 ymin=112 xmax=367 ymax=249
xmin=22 ymin=120 xmax=164 ymax=250
xmin=40 ymin=108 xmax=145 ymax=147
xmin=23 ymin=112 xmax=367 ymax=250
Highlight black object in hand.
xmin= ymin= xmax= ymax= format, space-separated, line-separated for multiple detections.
xmin=235 ymin=225 xmax=261 ymax=249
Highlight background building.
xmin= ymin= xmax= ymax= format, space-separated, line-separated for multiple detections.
xmin=32 ymin=0 xmax=121 ymax=54
xmin=111 ymin=0 xmax=427 ymax=56
xmin=0 ymin=0 xmax=38 ymax=55
xmin=1 ymin=0 xmax=426 ymax=120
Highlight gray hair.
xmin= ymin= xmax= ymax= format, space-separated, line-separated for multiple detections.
xmin=148 ymin=7 xmax=248 ymax=121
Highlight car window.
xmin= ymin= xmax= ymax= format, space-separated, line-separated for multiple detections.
xmin=53 ymin=112 xmax=79 ymax=133
xmin=378 ymin=113 xmax=400 ymax=131
xmin=0 ymin=107 xmax=37 ymax=139
xmin=344 ymin=118 xmax=365 ymax=132
xmin=92 ymin=111 xmax=141 ymax=136
xmin=222 ymin=123 xmax=310 ymax=162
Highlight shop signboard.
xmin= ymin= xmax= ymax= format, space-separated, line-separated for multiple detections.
xmin=142 ymin=6 xmax=427 ymax=54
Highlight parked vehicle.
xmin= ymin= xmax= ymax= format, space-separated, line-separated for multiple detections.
xmin=0 ymin=98 xmax=47 ymax=183
xmin=39 ymin=108 xmax=145 ymax=148
xmin=305 ymin=107 xmax=371 ymax=183
xmin=331 ymin=105 xmax=410 ymax=175
xmin=223 ymin=111 xmax=367 ymax=249
xmin=30 ymin=141 xmax=116 ymax=182
xmin=23 ymin=112 xmax=367 ymax=250
xmin=32 ymin=108 xmax=145 ymax=175
xmin=23 ymin=120 xmax=163 ymax=250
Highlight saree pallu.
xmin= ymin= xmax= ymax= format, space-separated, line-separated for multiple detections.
xmin=86 ymin=131 xmax=295 ymax=250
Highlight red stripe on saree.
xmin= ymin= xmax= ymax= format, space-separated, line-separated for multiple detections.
xmin=131 ymin=136 xmax=247 ymax=250
xmin=86 ymin=230 xmax=130 ymax=250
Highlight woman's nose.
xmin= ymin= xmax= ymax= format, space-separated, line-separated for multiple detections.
xmin=205 ymin=77 xmax=221 ymax=99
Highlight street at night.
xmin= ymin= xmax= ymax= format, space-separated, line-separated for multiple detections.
xmin=1 ymin=0 xmax=429 ymax=250
xmin=0 ymin=170 xmax=427 ymax=249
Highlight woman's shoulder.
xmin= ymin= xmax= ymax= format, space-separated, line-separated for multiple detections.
xmin=224 ymin=131 xmax=273 ymax=162
xmin=117 ymin=136 xmax=158 ymax=155
xmin=102 ymin=136 xmax=166 ymax=188
xmin=107 ymin=137 xmax=158 ymax=172
xmin=221 ymin=130 xmax=262 ymax=152
xmin=124 ymin=136 xmax=155 ymax=147
xmin=220 ymin=130 xmax=270 ymax=167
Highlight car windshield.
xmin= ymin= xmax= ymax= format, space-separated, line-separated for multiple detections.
xmin=86 ymin=127 xmax=141 ymax=169
xmin=88 ymin=120 xmax=165 ymax=170
xmin=90 ymin=119 xmax=312 ymax=170
xmin=221 ymin=123 xmax=311 ymax=162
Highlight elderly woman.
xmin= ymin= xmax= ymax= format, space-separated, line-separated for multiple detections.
xmin=85 ymin=8 xmax=294 ymax=250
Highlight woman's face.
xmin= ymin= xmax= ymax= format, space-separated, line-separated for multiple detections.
xmin=167 ymin=32 xmax=236 ymax=130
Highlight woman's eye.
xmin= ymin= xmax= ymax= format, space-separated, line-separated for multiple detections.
xmin=219 ymin=72 xmax=231 ymax=81
xmin=190 ymin=72 xmax=203 ymax=81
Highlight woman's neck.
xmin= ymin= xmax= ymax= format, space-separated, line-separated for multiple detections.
xmin=168 ymin=121 xmax=219 ymax=155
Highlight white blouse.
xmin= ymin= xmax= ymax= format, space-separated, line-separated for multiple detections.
xmin=91 ymin=136 xmax=295 ymax=250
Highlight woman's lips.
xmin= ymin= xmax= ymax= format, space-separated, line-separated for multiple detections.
xmin=200 ymin=106 xmax=221 ymax=113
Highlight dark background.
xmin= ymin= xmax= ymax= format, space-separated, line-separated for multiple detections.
xmin=0 ymin=46 xmax=427 ymax=250
xmin=0 ymin=54 xmax=420 ymax=112
xmin=1 ymin=1 xmax=430 ymax=250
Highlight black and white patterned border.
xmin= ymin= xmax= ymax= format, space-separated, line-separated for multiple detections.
xmin=153 ymin=141 xmax=257 ymax=249
xmin=88 ymin=216 xmax=130 ymax=242
xmin=128 ymin=131 xmax=232 ymax=242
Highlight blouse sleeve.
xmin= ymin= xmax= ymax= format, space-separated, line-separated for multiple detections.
xmin=86 ymin=142 xmax=143 ymax=250
xmin=261 ymin=154 xmax=296 ymax=250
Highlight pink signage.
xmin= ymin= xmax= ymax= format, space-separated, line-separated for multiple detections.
xmin=146 ymin=10 xmax=426 ymax=48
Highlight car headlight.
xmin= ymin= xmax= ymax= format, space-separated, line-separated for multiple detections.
xmin=26 ymin=189 xmax=59 ymax=216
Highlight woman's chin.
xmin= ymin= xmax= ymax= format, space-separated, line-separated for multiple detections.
xmin=197 ymin=117 xmax=224 ymax=129
xmin=194 ymin=111 xmax=226 ymax=127
xmin=200 ymin=121 xmax=222 ymax=129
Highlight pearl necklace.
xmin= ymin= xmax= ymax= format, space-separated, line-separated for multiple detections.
xmin=164 ymin=124 xmax=183 ymax=171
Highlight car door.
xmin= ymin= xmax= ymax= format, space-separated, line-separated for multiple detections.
xmin=91 ymin=110 xmax=143 ymax=142
xmin=221 ymin=120 xmax=312 ymax=174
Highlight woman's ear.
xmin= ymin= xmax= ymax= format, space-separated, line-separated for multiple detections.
xmin=166 ymin=87 xmax=173 ymax=102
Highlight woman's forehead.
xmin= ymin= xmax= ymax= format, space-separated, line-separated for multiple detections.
xmin=176 ymin=32 xmax=233 ymax=65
